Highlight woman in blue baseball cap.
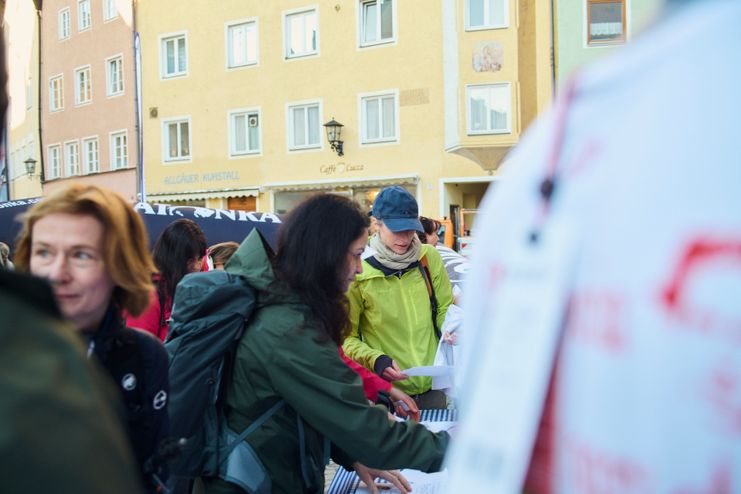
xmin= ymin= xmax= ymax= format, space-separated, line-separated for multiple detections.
xmin=343 ymin=186 xmax=454 ymax=409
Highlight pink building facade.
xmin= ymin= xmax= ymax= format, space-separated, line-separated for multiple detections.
xmin=41 ymin=0 xmax=137 ymax=201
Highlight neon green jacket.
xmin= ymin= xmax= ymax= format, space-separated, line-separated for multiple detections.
xmin=343 ymin=244 xmax=453 ymax=395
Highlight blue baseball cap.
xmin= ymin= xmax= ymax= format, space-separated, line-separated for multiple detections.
xmin=371 ymin=186 xmax=423 ymax=233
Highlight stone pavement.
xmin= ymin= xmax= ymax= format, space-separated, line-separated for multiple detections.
xmin=324 ymin=460 xmax=340 ymax=493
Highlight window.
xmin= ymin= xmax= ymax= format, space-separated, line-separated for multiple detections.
xmin=110 ymin=131 xmax=128 ymax=169
xmin=48 ymin=145 xmax=61 ymax=179
xmin=107 ymin=55 xmax=124 ymax=96
xmin=65 ymin=141 xmax=80 ymax=176
xmin=465 ymin=0 xmax=507 ymax=31
xmin=82 ymin=137 xmax=99 ymax=173
xmin=161 ymin=34 xmax=188 ymax=78
xmin=59 ymin=8 xmax=71 ymax=40
xmin=288 ymin=102 xmax=321 ymax=150
xmin=360 ymin=91 xmax=398 ymax=144
xmin=78 ymin=0 xmax=91 ymax=31
xmin=75 ymin=66 xmax=92 ymax=105
xmin=284 ymin=8 xmax=318 ymax=59
xmin=359 ymin=0 xmax=395 ymax=46
xmin=229 ymin=109 xmax=261 ymax=156
xmin=227 ymin=20 xmax=258 ymax=68
xmin=587 ymin=0 xmax=626 ymax=44
xmin=163 ymin=118 xmax=191 ymax=161
xmin=49 ymin=75 xmax=64 ymax=112
xmin=467 ymin=83 xmax=511 ymax=134
xmin=103 ymin=0 xmax=118 ymax=21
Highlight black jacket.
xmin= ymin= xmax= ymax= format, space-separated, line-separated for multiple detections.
xmin=89 ymin=307 xmax=170 ymax=489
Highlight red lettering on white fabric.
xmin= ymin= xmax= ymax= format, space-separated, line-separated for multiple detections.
xmin=562 ymin=435 xmax=654 ymax=494
xmin=701 ymin=364 xmax=741 ymax=436
xmin=565 ymin=139 xmax=603 ymax=178
xmin=485 ymin=262 xmax=505 ymax=293
xmin=524 ymin=364 xmax=559 ymax=494
xmin=564 ymin=291 xmax=628 ymax=354
xmin=660 ymin=238 xmax=741 ymax=344
xmin=670 ymin=462 xmax=732 ymax=494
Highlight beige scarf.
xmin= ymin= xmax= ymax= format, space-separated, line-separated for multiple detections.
xmin=369 ymin=233 xmax=421 ymax=271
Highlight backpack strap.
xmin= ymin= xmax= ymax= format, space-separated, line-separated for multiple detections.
xmin=297 ymin=415 xmax=331 ymax=491
xmin=225 ymin=399 xmax=285 ymax=457
xmin=418 ymin=256 xmax=441 ymax=340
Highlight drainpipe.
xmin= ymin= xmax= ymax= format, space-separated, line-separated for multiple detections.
xmin=36 ymin=2 xmax=45 ymax=184
xmin=132 ymin=0 xmax=145 ymax=202
xmin=550 ymin=0 xmax=557 ymax=94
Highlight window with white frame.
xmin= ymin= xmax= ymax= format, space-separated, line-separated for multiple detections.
xmin=110 ymin=131 xmax=128 ymax=169
xmin=107 ymin=56 xmax=124 ymax=96
xmin=467 ymin=83 xmax=511 ymax=134
xmin=163 ymin=119 xmax=191 ymax=161
xmin=59 ymin=8 xmax=71 ymax=40
xmin=75 ymin=66 xmax=92 ymax=105
xmin=465 ymin=0 xmax=507 ymax=31
xmin=360 ymin=91 xmax=398 ymax=144
xmin=284 ymin=8 xmax=318 ymax=59
xmin=288 ymin=102 xmax=320 ymax=150
xmin=82 ymin=137 xmax=99 ymax=173
xmin=48 ymin=145 xmax=61 ymax=179
xmin=229 ymin=110 xmax=261 ymax=156
xmin=161 ymin=34 xmax=188 ymax=78
xmin=359 ymin=0 xmax=394 ymax=46
xmin=227 ymin=20 xmax=258 ymax=68
xmin=103 ymin=0 xmax=118 ymax=21
xmin=78 ymin=0 xmax=91 ymax=31
xmin=65 ymin=141 xmax=80 ymax=176
xmin=49 ymin=75 xmax=64 ymax=112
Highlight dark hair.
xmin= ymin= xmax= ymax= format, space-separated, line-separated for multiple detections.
xmin=152 ymin=219 xmax=206 ymax=302
xmin=417 ymin=216 xmax=441 ymax=244
xmin=273 ymin=194 xmax=369 ymax=345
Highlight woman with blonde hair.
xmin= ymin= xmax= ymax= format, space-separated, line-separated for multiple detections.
xmin=15 ymin=184 xmax=170 ymax=493
xmin=207 ymin=241 xmax=239 ymax=270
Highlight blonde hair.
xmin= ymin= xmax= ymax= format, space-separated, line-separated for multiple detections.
xmin=208 ymin=241 xmax=239 ymax=268
xmin=15 ymin=184 xmax=155 ymax=316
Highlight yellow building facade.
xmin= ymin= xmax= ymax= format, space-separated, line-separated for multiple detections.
xmin=138 ymin=0 xmax=552 ymax=232
xmin=4 ymin=0 xmax=43 ymax=200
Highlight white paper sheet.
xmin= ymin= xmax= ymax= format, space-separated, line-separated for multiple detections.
xmin=355 ymin=469 xmax=448 ymax=494
xmin=419 ymin=420 xmax=456 ymax=433
xmin=400 ymin=365 xmax=455 ymax=377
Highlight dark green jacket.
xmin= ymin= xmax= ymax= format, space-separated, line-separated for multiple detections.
xmin=0 ymin=271 xmax=143 ymax=493
xmin=210 ymin=231 xmax=449 ymax=493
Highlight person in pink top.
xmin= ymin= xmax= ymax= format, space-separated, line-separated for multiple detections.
xmin=127 ymin=219 xmax=206 ymax=341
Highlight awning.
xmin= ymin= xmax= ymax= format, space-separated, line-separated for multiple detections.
xmin=146 ymin=187 xmax=260 ymax=202
xmin=264 ymin=174 xmax=419 ymax=192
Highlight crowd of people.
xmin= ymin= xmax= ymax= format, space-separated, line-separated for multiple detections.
xmin=1 ymin=1 xmax=738 ymax=493
xmin=1 ymin=183 xmax=454 ymax=494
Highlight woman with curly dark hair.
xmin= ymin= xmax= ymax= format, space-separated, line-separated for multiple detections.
xmin=202 ymin=193 xmax=448 ymax=494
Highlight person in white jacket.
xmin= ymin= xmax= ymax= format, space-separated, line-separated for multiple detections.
xmin=446 ymin=1 xmax=741 ymax=493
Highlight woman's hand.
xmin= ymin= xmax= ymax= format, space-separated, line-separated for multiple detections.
xmin=382 ymin=360 xmax=409 ymax=381
xmin=389 ymin=387 xmax=420 ymax=422
xmin=353 ymin=462 xmax=412 ymax=493
xmin=442 ymin=330 xmax=458 ymax=345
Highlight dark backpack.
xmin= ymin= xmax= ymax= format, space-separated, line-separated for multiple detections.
xmin=165 ymin=270 xmax=283 ymax=489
